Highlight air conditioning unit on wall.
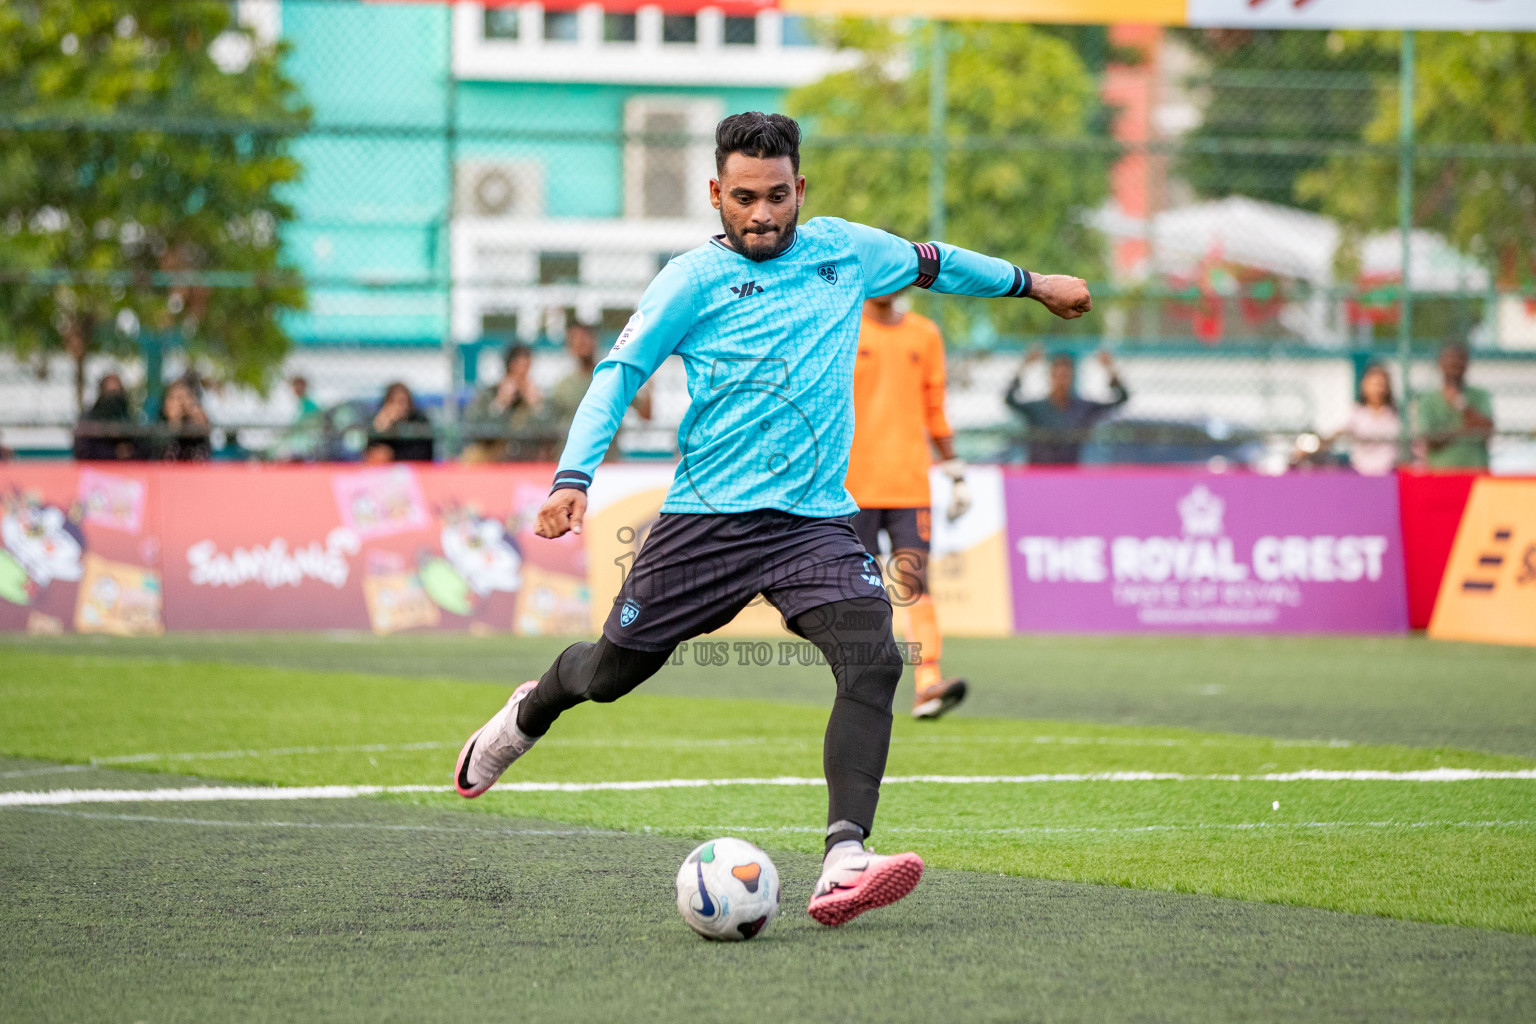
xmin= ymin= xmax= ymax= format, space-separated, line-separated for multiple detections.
xmin=454 ymin=160 xmax=545 ymax=218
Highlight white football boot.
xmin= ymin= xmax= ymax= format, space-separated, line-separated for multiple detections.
xmin=454 ymin=680 xmax=540 ymax=798
xmin=807 ymin=847 xmax=925 ymax=927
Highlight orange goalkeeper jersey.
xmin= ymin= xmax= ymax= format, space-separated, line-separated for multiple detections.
xmin=845 ymin=311 xmax=953 ymax=509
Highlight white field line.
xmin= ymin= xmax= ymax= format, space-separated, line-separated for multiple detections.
xmin=2 ymin=768 xmax=1534 ymax=807
xmin=677 ymin=820 xmax=1536 ymax=836
xmin=88 ymin=742 xmax=457 ymax=766
xmin=19 ymin=808 xmax=632 ymax=836
xmin=74 ymin=734 xmax=1354 ymax=768
xmin=17 ymin=807 xmax=1536 ymax=837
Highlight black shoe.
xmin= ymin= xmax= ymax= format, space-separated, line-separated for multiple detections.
xmin=912 ymin=677 xmax=967 ymax=719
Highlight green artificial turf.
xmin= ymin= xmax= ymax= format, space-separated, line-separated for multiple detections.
xmin=6 ymin=631 xmax=1534 ymax=757
xmin=3 ymin=650 xmax=1533 ymax=933
xmin=5 ymin=774 xmax=1533 ymax=1024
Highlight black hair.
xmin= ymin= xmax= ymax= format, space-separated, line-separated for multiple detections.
xmin=381 ymin=380 xmax=418 ymax=414
xmin=715 ymin=112 xmax=800 ymax=176
xmin=503 ymin=343 xmax=532 ymax=368
xmin=1356 ymin=361 xmax=1396 ymax=410
xmin=1439 ymin=340 xmax=1469 ymax=358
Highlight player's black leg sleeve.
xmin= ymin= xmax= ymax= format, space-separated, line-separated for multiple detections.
xmin=788 ymin=597 xmax=903 ymax=854
xmin=515 ymin=636 xmax=672 ymax=737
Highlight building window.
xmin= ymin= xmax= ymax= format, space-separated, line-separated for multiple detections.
xmin=723 ymin=16 xmax=756 ymax=46
xmin=543 ymin=10 xmax=578 ymax=42
xmin=538 ymin=252 xmax=581 ymax=285
xmin=624 ymin=97 xmax=721 ymax=221
xmin=482 ymin=312 xmax=519 ymax=338
xmin=781 ymin=15 xmax=816 ymax=47
xmin=600 ymin=308 xmax=634 ymax=333
xmin=637 ymin=111 xmax=687 ymax=217
xmin=483 ymin=8 xmax=519 ymax=40
xmin=661 ymin=14 xmax=696 ymax=44
xmin=603 ymin=12 xmax=637 ymax=42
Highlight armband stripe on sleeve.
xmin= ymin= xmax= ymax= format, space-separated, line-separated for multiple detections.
xmin=1007 ymin=266 xmax=1033 ymax=298
xmin=912 ymin=242 xmax=941 ymax=290
xmin=551 ymin=470 xmax=592 ymax=494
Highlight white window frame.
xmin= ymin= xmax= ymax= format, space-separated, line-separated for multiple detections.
xmin=623 ymin=97 xmax=722 ymax=221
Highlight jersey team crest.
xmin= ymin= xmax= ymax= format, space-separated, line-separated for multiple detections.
xmin=620 ymin=599 xmax=641 ymax=627
xmin=818 ymin=263 xmax=838 ymax=285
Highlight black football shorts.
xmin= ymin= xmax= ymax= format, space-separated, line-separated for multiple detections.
xmin=602 ymin=509 xmax=890 ymax=653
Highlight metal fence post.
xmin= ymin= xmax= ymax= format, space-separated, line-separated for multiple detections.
xmin=1396 ymin=29 xmax=1415 ymax=460
xmin=442 ymin=5 xmax=460 ymax=432
xmin=928 ymin=20 xmax=947 ymax=243
xmin=141 ymin=331 xmax=164 ymax=420
xmin=928 ymin=20 xmax=948 ymax=335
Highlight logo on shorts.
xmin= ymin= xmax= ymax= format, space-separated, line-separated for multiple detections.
xmin=817 ymin=263 xmax=838 ymax=285
xmin=858 ymin=554 xmax=885 ymax=592
xmin=619 ymin=599 xmax=641 ymax=627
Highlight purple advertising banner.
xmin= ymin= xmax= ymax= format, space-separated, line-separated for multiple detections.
xmin=1004 ymin=472 xmax=1409 ymax=633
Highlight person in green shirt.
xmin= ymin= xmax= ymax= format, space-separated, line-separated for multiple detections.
xmin=1414 ymin=341 xmax=1494 ymax=470
xmin=545 ymin=320 xmax=651 ymax=449
xmin=290 ymin=375 xmax=322 ymax=421
xmin=463 ymin=344 xmax=547 ymax=462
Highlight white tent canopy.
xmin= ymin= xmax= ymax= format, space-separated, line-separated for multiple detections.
xmin=1094 ymin=195 xmax=1490 ymax=293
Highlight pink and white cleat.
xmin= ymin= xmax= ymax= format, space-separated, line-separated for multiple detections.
xmin=454 ymin=680 xmax=540 ymax=798
xmin=807 ymin=849 xmax=925 ymax=927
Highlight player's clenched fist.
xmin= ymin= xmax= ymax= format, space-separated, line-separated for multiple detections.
xmin=536 ymin=487 xmax=587 ymax=538
xmin=1030 ymin=274 xmax=1092 ymax=320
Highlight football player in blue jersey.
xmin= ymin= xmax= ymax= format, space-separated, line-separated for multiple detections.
xmin=454 ymin=112 xmax=1091 ymax=927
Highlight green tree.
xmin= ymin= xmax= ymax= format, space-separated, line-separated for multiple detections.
xmin=1177 ymin=29 xmax=1396 ymax=209
xmin=1298 ymin=32 xmax=1536 ymax=292
xmin=0 ymin=0 xmax=309 ymax=410
xmin=786 ymin=20 xmax=1110 ymax=343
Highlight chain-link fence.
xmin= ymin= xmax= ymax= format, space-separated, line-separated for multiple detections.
xmin=2 ymin=2 xmax=1533 ymax=471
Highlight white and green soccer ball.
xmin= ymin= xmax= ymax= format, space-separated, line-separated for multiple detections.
xmin=675 ymin=837 xmax=780 ymax=941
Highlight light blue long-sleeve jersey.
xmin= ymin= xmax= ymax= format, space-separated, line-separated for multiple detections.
xmin=550 ymin=216 xmax=1033 ymax=516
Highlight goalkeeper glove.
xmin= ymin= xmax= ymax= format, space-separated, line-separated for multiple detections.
xmin=939 ymin=458 xmax=970 ymax=522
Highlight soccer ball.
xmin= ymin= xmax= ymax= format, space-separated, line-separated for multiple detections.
xmin=675 ymin=837 xmax=780 ymax=941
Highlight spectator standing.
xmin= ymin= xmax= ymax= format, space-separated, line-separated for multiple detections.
xmin=269 ymin=375 xmax=326 ymax=462
xmin=1326 ymin=362 xmax=1401 ymax=475
xmin=1414 ymin=342 xmax=1494 ymax=471
xmin=290 ymin=376 xmax=322 ymax=422
xmin=366 ymin=381 xmax=434 ymax=463
xmin=546 ymin=321 xmax=652 ymax=447
xmin=1005 ymin=347 xmax=1129 ymax=465
xmin=74 ymin=373 xmax=140 ymax=460
xmin=463 ymin=344 xmax=545 ymax=462
xmin=157 ymin=378 xmax=212 ymax=462
xmin=546 ymin=322 xmax=600 ymax=438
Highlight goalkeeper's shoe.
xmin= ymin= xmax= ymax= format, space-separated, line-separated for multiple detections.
xmin=913 ymin=677 xmax=968 ymax=719
xmin=454 ymin=680 xmax=540 ymax=798
xmin=807 ymin=850 xmax=925 ymax=927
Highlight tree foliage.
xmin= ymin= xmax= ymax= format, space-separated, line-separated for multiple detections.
xmin=0 ymin=0 xmax=309 ymax=404
xmin=786 ymin=21 xmax=1110 ymax=343
xmin=1297 ymin=32 xmax=1536 ymax=290
xmin=1177 ymin=29 xmax=1395 ymax=209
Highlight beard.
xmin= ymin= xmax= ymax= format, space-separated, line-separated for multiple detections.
xmin=721 ymin=208 xmax=799 ymax=263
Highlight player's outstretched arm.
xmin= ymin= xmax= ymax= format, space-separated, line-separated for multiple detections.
xmin=540 ymin=260 xmax=694 ymax=536
xmin=840 ymin=219 xmax=1092 ymax=320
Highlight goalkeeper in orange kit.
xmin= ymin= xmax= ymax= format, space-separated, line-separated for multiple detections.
xmin=845 ymin=288 xmax=971 ymax=719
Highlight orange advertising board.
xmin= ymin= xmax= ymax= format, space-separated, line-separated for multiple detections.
xmin=1427 ymin=479 xmax=1536 ymax=648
